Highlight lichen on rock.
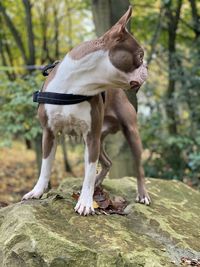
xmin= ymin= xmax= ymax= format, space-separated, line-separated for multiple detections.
xmin=0 ymin=177 xmax=199 ymax=267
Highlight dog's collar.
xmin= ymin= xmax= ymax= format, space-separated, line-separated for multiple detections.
xmin=33 ymin=91 xmax=93 ymax=105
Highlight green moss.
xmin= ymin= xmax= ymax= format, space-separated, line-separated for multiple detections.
xmin=0 ymin=177 xmax=199 ymax=267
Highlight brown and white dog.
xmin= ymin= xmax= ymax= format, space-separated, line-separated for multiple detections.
xmin=23 ymin=6 xmax=150 ymax=215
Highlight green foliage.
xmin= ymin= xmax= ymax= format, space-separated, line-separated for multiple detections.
xmin=0 ymin=0 xmax=199 ymax=188
xmin=0 ymin=73 xmax=42 ymax=147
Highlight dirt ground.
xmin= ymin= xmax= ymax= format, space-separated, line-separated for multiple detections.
xmin=0 ymin=141 xmax=84 ymax=206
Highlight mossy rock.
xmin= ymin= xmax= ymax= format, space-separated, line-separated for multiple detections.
xmin=0 ymin=177 xmax=199 ymax=267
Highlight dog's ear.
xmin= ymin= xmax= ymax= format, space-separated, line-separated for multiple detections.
xmin=102 ymin=6 xmax=132 ymax=42
xmin=115 ymin=5 xmax=132 ymax=32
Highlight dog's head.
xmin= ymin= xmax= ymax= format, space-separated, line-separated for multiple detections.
xmin=69 ymin=6 xmax=147 ymax=93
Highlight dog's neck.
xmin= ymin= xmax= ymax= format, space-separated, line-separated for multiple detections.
xmin=45 ymin=49 xmax=131 ymax=96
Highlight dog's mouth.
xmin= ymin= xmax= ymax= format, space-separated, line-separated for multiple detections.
xmin=130 ymin=81 xmax=141 ymax=93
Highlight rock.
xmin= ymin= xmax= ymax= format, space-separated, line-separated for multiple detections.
xmin=0 ymin=177 xmax=199 ymax=267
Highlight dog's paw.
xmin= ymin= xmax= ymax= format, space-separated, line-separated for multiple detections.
xmin=136 ymin=193 xmax=151 ymax=205
xmin=22 ymin=187 xmax=45 ymax=200
xmin=74 ymin=196 xmax=95 ymax=216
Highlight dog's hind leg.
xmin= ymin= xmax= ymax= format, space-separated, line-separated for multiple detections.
xmin=22 ymin=128 xmax=57 ymax=200
xmin=95 ymin=116 xmax=119 ymax=187
xmin=121 ymin=109 xmax=151 ymax=205
xmin=110 ymin=93 xmax=150 ymax=205
xmin=95 ymin=136 xmax=112 ymax=187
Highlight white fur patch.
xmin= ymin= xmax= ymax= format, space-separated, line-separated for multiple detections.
xmin=45 ymin=101 xmax=91 ymax=135
xmin=75 ymin=144 xmax=97 ymax=215
xmin=22 ymin=139 xmax=57 ymax=200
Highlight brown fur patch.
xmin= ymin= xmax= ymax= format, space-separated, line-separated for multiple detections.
xmin=38 ymin=104 xmax=48 ymax=128
xmin=69 ymin=39 xmax=106 ymax=60
xmin=42 ymin=128 xmax=55 ymax=159
xmin=38 ymin=105 xmax=54 ymax=159
xmin=108 ymin=34 xmax=144 ymax=72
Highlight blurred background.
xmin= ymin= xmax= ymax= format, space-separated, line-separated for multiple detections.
xmin=0 ymin=0 xmax=199 ymax=205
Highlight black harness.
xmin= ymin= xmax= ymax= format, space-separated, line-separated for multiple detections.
xmin=33 ymin=91 xmax=92 ymax=105
xmin=33 ymin=61 xmax=105 ymax=105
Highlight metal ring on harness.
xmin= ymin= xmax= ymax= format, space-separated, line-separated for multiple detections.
xmin=42 ymin=61 xmax=60 ymax=76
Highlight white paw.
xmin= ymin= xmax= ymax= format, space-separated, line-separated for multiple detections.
xmin=136 ymin=194 xmax=151 ymax=205
xmin=22 ymin=185 xmax=47 ymax=200
xmin=74 ymin=195 xmax=95 ymax=216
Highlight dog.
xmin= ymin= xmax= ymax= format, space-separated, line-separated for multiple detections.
xmin=23 ymin=6 xmax=150 ymax=215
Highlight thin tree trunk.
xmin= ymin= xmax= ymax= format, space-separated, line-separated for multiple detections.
xmin=37 ymin=0 xmax=51 ymax=63
xmin=189 ymin=0 xmax=200 ymax=40
xmin=66 ymin=0 xmax=73 ymax=50
xmin=0 ymin=2 xmax=27 ymax=63
xmin=0 ymin=15 xmax=16 ymax=80
xmin=22 ymin=0 xmax=35 ymax=66
xmin=164 ymin=0 xmax=182 ymax=135
xmin=147 ymin=7 xmax=163 ymax=65
xmin=53 ymin=5 xmax=60 ymax=59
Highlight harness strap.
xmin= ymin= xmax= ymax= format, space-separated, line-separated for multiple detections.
xmin=33 ymin=91 xmax=93 ymax=105
xmin=34 ymin=61 xmax=105 ymax=105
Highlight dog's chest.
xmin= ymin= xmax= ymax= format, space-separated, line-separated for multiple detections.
xmin=45 ymin=102 xmax=91 ymax=136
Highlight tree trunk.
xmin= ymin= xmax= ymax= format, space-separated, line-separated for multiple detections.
xmin=53 ymin=5 xmax=60 ymax=59
xmin=0 ymin=2 xmax=27 ymax=63
xmin=0 ymin=15 xmax=16 ymax=80
xmin=163 ymin=0 xmax=183 ymax=177
xmin=66 ymin=0 xmax=73 ymax=50
xmin=22 ymin=0 xmax=35 ymax=66
xmin=91 ymin=0 xmax=130 ymax=36
xmin=91 ymin=0 xmax=137 ymax=178
xmin=164 ymin=0 xmax=182 ymax=135
xmin=91 ymin=0 xmax=137 ymax=108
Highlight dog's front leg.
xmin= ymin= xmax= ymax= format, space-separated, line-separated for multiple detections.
xmin=22 ymin=128 xmax=57 ymax=200
xmin=75 ymin=136 xmax=100 ymax=216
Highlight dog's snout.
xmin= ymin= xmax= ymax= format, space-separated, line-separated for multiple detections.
xmin=130 ymin=81 xmax=139 ymax=87
xmin=130 ymin=81 xmax=140 ymax=92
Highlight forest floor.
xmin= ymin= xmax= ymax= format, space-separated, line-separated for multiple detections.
xmin=0 ymin=141 xmax=84 ymax=207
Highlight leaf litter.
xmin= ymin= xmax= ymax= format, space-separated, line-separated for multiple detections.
xmin=72 ymin=186 xmax=128 ymax=215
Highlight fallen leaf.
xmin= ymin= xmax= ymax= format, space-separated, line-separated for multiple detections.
xmin=72 ymin=192 xmax=80 ymax=201
xmin=72 ymin=186 xmax=128 ymax=216
xmin=93 ymin=200 xmax=99 ymax=209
